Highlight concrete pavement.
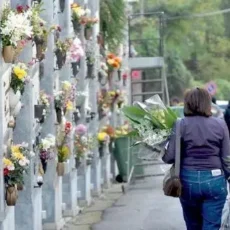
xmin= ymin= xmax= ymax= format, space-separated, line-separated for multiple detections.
xmin=64 ymin=176 xmax=186 ymax=230
xmin=93 ymin=176 xmax=185 ymax=230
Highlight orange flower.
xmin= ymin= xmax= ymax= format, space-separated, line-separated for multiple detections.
xmin=107 ymin=53 xmax=115 ymax=59
xmin=114 ymin=57 xmax=122 ymax=64
xmin=112 ymin=62 xmax=120 ymax=68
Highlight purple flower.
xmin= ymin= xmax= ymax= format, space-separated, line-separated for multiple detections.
xmin=75 ymin=124 xmax=87 ymax=135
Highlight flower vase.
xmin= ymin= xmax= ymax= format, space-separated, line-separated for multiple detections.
xmin=40 ymin=158 xmax=47 ymax=174
xmin=117 ymin=70 xmax=121 ymax=81
xmin=108 ymin=71 xmax=113 ymax=88
xmin=36 ymin=44 xmax=44 ymax=61
xmin=2 ymin=46 xmax=15 ymax=63
xmin=98 ymin=143 xmax=104 ymax=158
xmin=55 ymin=107 xmax=62 ymax=124
xmin=84 ymin=27 xmax=93 ymax=40
xmin=71 ymin=61 xmax=80 ymax=77
xmin=109 ymin=141 xmax=114 ymax=154
xmin=86 ymin=159 xmax=92 ymax=165
xmin=59 ymin=0 xmax=65 ymax=12
xmin=9 ymin=88 xmax=21 ymax=109
xmin=5 ymin=186 xmax=18 ymax=206
xmin=72 ymin=20 xmax=81 ymax=34
xmin=17 ymin=184 xmax=23 ymax=191
xmin=56 ymin=162 xmax=65 ymax=176
xmin=55 ymin=49 xmax=66 ymax=69
xmin=75 ymin=158 xmax=81 ymax=169
xmin=87 ymin=64 xmax=94 ymax=78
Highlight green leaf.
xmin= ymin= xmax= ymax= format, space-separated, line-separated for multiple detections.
xmin=122 ymin=106 xmax=148 ymax=124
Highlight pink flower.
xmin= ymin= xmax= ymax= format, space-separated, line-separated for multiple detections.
xmin=75 ymin=124 xmax=87 ymax=135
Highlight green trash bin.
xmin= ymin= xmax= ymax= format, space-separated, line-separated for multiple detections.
xmin=113 ymin=137 xmax=144 ymax=182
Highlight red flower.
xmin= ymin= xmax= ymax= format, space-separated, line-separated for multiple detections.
xmin=16 ymin=5 xmax=24 ymax=13
xmin=122 ymin=73 xmax=128 ymax=80
xmin=65 ymin=122 xmax=72 ymax=133
xmin=4 ymin=168 xmax=9 ymax=176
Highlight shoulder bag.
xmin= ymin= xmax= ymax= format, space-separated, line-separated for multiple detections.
xmin=163 ymin=119 xmax=182 ymax=197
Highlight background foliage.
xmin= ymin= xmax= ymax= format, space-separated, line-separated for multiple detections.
xmin=131 ymin=0 xmax=230 ymax=100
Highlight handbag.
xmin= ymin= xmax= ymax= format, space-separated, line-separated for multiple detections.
xmin=163 ymin=119 xmax=182 ymax=197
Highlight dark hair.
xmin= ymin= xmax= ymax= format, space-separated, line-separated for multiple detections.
xmin=211 ymin=97 xmax=216 ymax=104
xmin=184 ymin=88 xmax=212 ymax=117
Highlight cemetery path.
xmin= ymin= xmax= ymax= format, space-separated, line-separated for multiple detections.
xmin=64 ymin=176 xmax=185 ymax=230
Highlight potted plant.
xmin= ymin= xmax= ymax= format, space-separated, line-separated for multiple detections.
xmin=97 ymin=132 xmax=110 ymax=158
xmin=9 ymin=63 xmax=28 ymax=110
xmin=71 ymin=3 xmax=90 ymax=34
xmin=84 ymin=17 xmax=98 ymax=40
xmin=56 ymin=122 xmax=72 ymax=176
xmin=0 ymin=4 xmax=33 ymax=63
xmin=3 ymin=143 xmax=30 ymax=205
xmin=39 ymin=135 xmax=56 ymax=173
xmin=55 ymin=39 xmax=72 ymax=69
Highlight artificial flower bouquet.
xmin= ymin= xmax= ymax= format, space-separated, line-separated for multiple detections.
xmin=97 ymin=131 xmax=110 ymax=157
xmin=71 ymin=3 xmax=90 ymax=33
xmin=106 ymin=53 xmax=122 ymax=71
xmin=0 ymin=3 xmax=33 ymax=62
xmin=39 ymin=134 xmax=56 ymax=173
xmin=122 ymin=95 xmax=178 ymax=156
xmin=39 ymin=91 xmax=51 ymax=110
xmin=10 ymin=62 xmax=29 ymax=94
xmin=3 ymin=143 xmax=30 ymax=187
xmin=55 ymin=39 xmax=72 ymax=69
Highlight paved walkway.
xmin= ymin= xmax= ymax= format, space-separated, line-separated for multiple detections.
xmin=64 ymin=176 xmax=185 ymax=230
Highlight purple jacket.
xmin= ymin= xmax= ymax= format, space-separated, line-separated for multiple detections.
xmin=162 ymin=116 xmax=230 ymax=179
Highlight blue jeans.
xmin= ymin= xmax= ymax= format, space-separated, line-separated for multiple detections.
xmin=180 ymin=169 xmax=227 ymax=230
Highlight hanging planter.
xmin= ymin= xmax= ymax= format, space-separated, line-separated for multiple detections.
xmin=5 ymin=186 xmax=18 ymax=206
xmin=108 ymin=71 xmax=113 ymax=88
xmin=55 ymin=107 xmax=62 ymax=124
xmin=98 ymin=143 xmax=104 ymax=158
xmin=75 ymin=158 xmax=82 ymax=168
xmin=87 ymin=64 xmax=95 ymax=78
xmin=71 ymin=60 xmax=80 ymax=77
xmin=9 ymin=88 xmax=21 ymax=109
xmin=2 ymin=46 xmax=15 ymax=63
xmin=86 ymin=159 xmax=92 ymax=166
xmin=40 ymin=158 xmax=48 ymax=174
xmin=55 ymin=49 xmax=66 ymax=70
xmin=84 ymin=27 xmax=93 ymax=40
xmin=56 ymin=162 xmax=65 ymax=176
xmin=59 ymin=0 xmax=65 ymax=13
xmin=117 ymin=70 xmax=121 ymax=81
xmin=34 ymin=36 xmax=46 ymax=61
xmin=72 ymin=21 xmax=81 ymax=34
xmin=34 ymin=105 xmax=46 ymax=123
xmin=17 ymin=184 xmax=23 ymax=191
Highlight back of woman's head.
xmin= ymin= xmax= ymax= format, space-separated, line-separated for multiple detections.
xmin=184 ymin=88 xmax=212 ymax=117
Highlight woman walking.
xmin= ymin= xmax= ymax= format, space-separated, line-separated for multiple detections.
xmin=163 ymin=88 xmax=230 ymax=230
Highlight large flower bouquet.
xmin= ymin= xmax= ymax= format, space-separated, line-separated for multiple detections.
xmin=122 ymin=95 xmax=178 ymax=149
xmin=0 ymin=3 xmax=33 ymax=48
xmin=3 ymin=143 xmax=30 ymax=187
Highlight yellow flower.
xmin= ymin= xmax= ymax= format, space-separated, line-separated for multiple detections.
xmin=108 ymin=91 xmax=116 ymax=96
xmin=3 ymin=158 xmax=13 ymax=167
xmin=97 ymin=132 xmax=108 ymax=142
xmin=62 ymin=81 xmax=71 ymax=91
xmin=13 ymin=67 xmax=27 ymax=80
xmin=66 ymin=101 xmax=73 ymax=110
xmin=58 ymin=146 xmax=69 ymax=162
xmin=11 ymin=145 xmax=20 ymax=154
xmin=12 ymin=151 xmax=24 ymax=160
xmin=107 ymin=59 xmax=115 ymax=66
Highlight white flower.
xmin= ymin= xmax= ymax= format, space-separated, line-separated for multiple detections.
xmin=7 ymin=165 xmax=15 ymax=171
xmin=85 ymin=9 xmax=91 ymax=16
xmin=19 ymin=159 xmax=27 ymax=166
xmin=81 ymin=136 xmax=88 ymax=143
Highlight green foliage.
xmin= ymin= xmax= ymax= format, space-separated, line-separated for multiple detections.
xmin=132 ymin=0 xmax=230 ymax=100
xmin=100 ymin=0 xmax=126 ymax=51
